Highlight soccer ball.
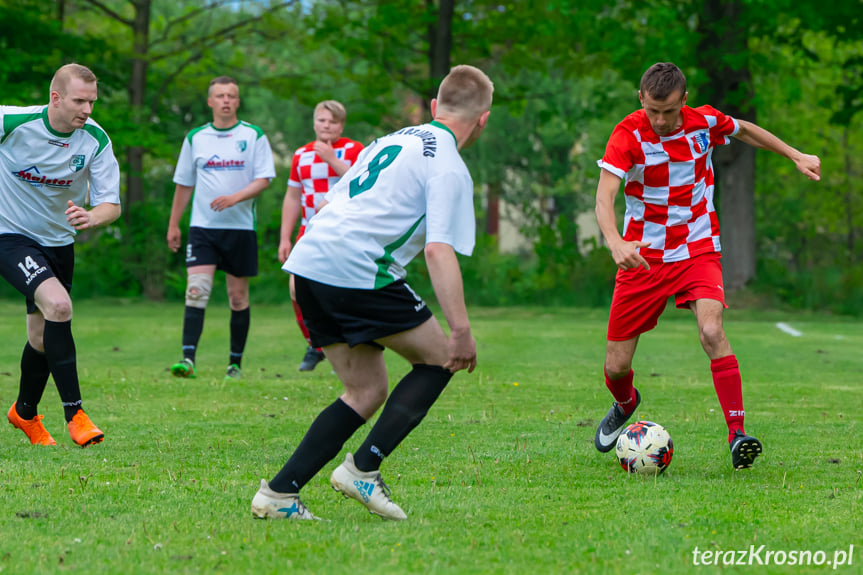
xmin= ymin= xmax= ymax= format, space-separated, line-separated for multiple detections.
xmin=615 ymin=420 xmax=673 ymax=475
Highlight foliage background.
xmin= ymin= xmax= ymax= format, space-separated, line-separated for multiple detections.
xmin=0 ymin=0 xmax=860 ymax=314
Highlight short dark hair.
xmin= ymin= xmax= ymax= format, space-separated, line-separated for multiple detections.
xmin=640 ymin=62 xmax=687 ymax=101
xmin=208 ymin=76 xmax=238 ymax=96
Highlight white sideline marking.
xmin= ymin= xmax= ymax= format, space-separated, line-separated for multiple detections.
xmin=775 ymin=322 xmax=803 ymax=337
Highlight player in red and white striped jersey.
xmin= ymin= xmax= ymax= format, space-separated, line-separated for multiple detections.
xmin=593 ymin=62 xmax=821 ymax=469
xmin=278 ymin=101 xmax=364 ymax=371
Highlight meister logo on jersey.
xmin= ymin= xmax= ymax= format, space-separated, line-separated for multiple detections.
xmin=203 ymin=155 xmax=246 ymax=171
xmin=11 ymin=165 xmax=73 ymax=189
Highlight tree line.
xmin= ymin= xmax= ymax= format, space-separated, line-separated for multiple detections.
xmin=1 ymin=0 xmax=860 ymax=314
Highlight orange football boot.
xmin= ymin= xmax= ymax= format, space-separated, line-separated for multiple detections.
xmin=67 ymin=409 xmax=105 ymax=447
xmin=7 ymin=402 xmax=57 ymax=446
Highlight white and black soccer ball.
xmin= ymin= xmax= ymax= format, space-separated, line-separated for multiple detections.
xmin=615 ymin=420 xmax=674 ymax=475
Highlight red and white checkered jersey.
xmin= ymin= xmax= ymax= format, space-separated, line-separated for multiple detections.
xmin=288 ymin=137 xmax=364 ymax=233
xmin=598 ymin=105 xmax=739 ymax=262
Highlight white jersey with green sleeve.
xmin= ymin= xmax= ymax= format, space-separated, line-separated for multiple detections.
xmin=173 ymin=121 xmax=275 ymax=230
xmin=284 ymin=120 xmax=476 ymax=290
xmin=0 ymin=105 xmax=121 ymax=247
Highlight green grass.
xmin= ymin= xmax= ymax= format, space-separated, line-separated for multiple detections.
xmin=0 ymin=300 xmax=860 ymax=574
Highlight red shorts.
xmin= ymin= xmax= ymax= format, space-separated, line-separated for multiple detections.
xmin=607 ymin=252 xmax=726 ymax=341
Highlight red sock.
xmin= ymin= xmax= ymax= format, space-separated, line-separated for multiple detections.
xmin=605 ymin=369 xmax=637 ymax=415
xmin=292 ymin=300 xmax=313 ymax=346
xmin=711 ymin=355 xmax=745 ymax=442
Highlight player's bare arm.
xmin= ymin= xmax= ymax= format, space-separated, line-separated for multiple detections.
xmin=734 ymin=120 xmax=821 ymax=181
xmin=278 ymin=186 xmax=302 ymax=263
xmin=65 ymin=200 xmax=121 ymax=230
xmin=425 ymin=241 xmax=477 ymax=374
xmin=167 ymin=184 xmax=194 ymax=253
xmin=210 ymin=177 xmax=271 ymax=212
xmin=595 ymin=169 xmax=650 ymax=270
xmin=312 ymin=141 xmax=351 ymax=177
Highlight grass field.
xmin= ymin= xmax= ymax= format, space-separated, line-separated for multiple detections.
xmin=0 ymin=299 xmax=860 ymax=574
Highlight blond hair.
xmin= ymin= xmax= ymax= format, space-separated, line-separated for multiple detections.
xmin=50 ymin=64 xmax=98 ymax=95
xmin=435 ymin=65 xmax=493 ymax=121
xmin=314 ymin=100 xmax=347 ymax=124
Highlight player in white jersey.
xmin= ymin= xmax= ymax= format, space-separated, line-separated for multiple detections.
xmin=592 ymin=62 xmax=821 ymax=470
xmin=251 ymin=65 xmax=493 ymax=521
xmin=278 ymin=100 xmax=365 ymax=372
xmin=1 ymin=63 xmax=121 ymax=448
xmin=166 ymin=76 xmax=276 ymax=381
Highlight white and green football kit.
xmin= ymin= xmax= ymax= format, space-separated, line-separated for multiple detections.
xmin=0 ymin=105 xmax=121 ymax=247
xmin=173 ymin=121 xmax=276 ymax=231
xmin=284 ymin=121 xmax=476 ymax=289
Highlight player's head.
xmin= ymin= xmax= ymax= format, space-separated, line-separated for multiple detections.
xmin=433 ymin=65 xmax=494 ymax=148
xmin=207 ymin=76 xmax=240 ymax=124
xmin=313 ymin=100 xmax=346 ymax=144
xmin=48 ymin=63 xmax=99 ymax=132
xmin=638 ymin=62 xmax=688 ymax=136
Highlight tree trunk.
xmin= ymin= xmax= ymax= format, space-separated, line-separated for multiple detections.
xmin=696 ymin=0 xmax=756 ymax=291
xmin=126 ymin=0 xmax=150 ymax=212
xmin=426 ymin=0 xmax=453 ymax=117
xmin=486 ymin=180 xmax=500 ymax=236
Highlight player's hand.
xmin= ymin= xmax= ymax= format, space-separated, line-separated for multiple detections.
xmin=313 ymin=141 xmax=336 ymax=164
xmin=65 ymin=200 xmax=94 ymax=230
xmin=794 ymin=153 xmax=821 ymax=181
xmin=444 ymin=328 xmax=477 ymax=374
xmin=278 ymin=240 xmax=292 ymax=264
xmin=610 ymin=240 xmax=651 ymax=271
xmin=210 ymin=194 xmax=238 ymax=212
xmin=167 ymin=226 xmax=182 ymax=253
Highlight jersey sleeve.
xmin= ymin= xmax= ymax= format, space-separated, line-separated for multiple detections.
xmin=87 ymin=139 xmax=121 ymax=206
xmin=697 ymin=105 xmax=739 ymax=147
xmin=287 ymin=148 xmax=303 ymax=188
xmin=597 ymin=124 xmax=637 ymax=178
xmin=253 ymin=133 xmax=276 ymax=180
xmin=172 ymin=136 xmax=196 ymax=186
xmin=345 ymin=140 xmax=365 ymax=165
xmin=425 ymin=172 xmax=476 ymax=256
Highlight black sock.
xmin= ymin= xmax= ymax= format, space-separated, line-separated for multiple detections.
xmin=229 ymin=307 xmax=250 ymax=367
xmin=43 ymin=320 xmax=83 ymax=422
xmin=353 ymin=364 xmax=452 ymax=472
xmin=182 ymin=306 xmax=206 ymax=362
xmin=269 ymin=398 xmax=365 ymax=493
xmin=15 ymin=341 xmax=51 ymax=420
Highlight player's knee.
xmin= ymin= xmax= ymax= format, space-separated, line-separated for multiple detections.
xmin=605 ymin=364 xmax=631 ymax=380
xmin=228 ymin=293 xmax=248 ymax=310
xmin=41 ymin=298 xmax=73 ymax=322
xmin=185 ymin=273 xmax=213 ymax=309
xmin=699 ymin=322 xmax=725 ymax=349
xmin=604 ymin=353 xmax=632 ymax=378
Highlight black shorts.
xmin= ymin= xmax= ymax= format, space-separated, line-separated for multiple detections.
xmin=294 ymin=276 xmax=434 ymax=348
xmin=0 ymin=234 xmax=73 ymax=314
xmin=186 ymin=227 xmax=258 ymax=277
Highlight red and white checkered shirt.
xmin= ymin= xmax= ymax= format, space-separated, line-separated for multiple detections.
xmin=288 ymin=137 xmax=364 ymax=236
xmin=598 ymin=105 xmax=739 ymax=262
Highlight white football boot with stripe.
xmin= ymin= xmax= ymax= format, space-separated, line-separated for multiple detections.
xmin=330 ymin=453 xmax=407 ymax=521
xmin=251 ymin=479 xmax=320 ymax=520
